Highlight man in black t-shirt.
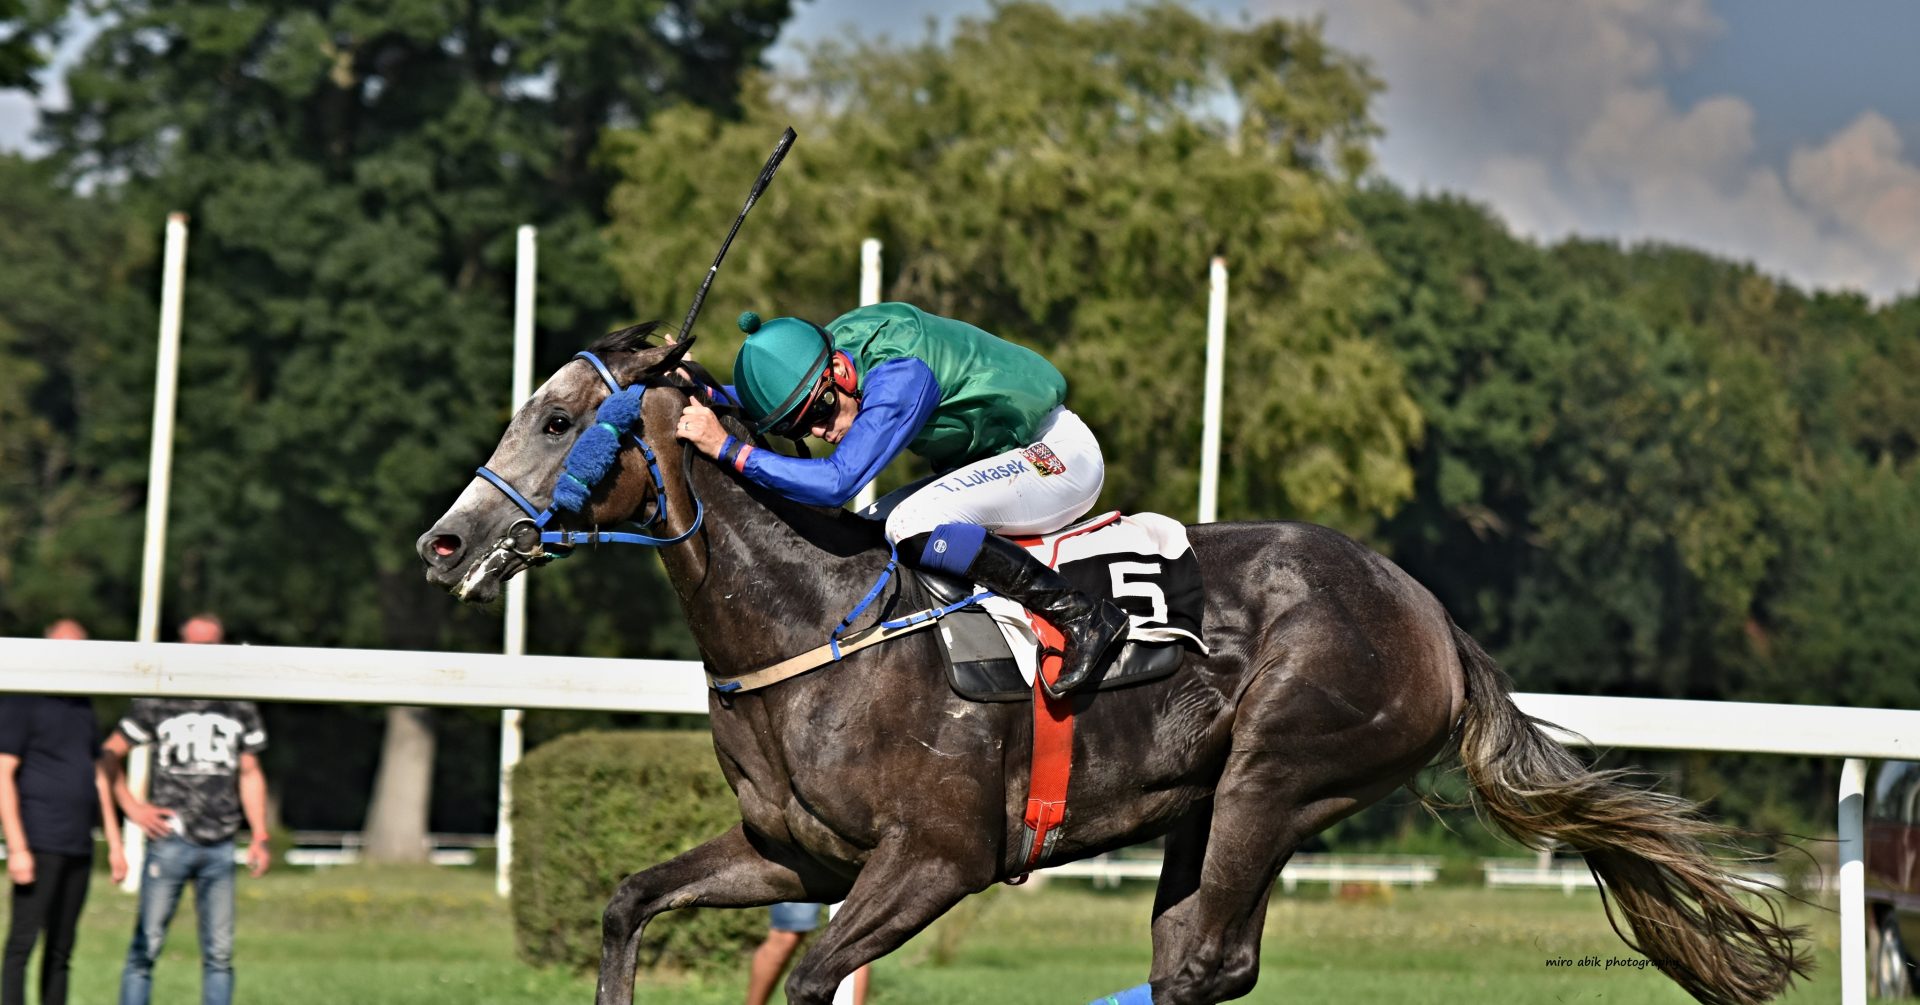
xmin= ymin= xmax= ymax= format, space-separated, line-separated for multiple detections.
xmin=97 ymin=614 xmax=271 ymax=1005
xmin=0 ymin=618 xmax=128 ymax=1005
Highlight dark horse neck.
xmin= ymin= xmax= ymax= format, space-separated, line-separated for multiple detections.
xmin=652 ymin=426 xmax=901 ymax=676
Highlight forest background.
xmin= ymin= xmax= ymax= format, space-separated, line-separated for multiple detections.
xmin=2 ymin=0 xmax=1914 ymax=855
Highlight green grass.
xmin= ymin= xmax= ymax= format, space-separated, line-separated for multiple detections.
xmin=24 ymin=864 xmax=1839 ymax=1003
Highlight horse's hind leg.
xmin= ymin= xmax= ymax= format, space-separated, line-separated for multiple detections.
xmin=1143 ymin=752 xmax=1350 ymax=1004
xmin=1145 ymin=677 xmax=1450 ymax=1003
xmin=595 ymin=824 xmax=846 ymax=1005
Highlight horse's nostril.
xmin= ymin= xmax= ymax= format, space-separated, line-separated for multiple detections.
xmin=419 ymin=528 xmax=465 ymax=569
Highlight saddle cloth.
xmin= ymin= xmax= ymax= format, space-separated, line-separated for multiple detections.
xmin=923 ymin=511 xmax=1208 ymax=701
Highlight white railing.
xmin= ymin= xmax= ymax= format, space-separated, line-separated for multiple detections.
xmin=1478 ymin=858 xmax=1822 ymax=896
xmin=1037 ymin=852 xmax=1441 ymax=892
xmin=11 ymin=637 xmax=709 ymax=714
xmin=4 ymin=636 xmax=1910 ymax=1005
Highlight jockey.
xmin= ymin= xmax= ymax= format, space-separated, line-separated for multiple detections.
xmin=673 ymin=302 xmax=1130 ymax=698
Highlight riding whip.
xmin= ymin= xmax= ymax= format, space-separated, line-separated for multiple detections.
xmin=676 ymin=126 xmax=797 ymax=347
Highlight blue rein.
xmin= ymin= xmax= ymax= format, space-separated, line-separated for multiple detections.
xmin=474 ymin=350 xmax=705 ymax=553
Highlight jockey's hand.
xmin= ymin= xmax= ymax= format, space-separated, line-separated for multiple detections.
xmin=676 ymin=403 xmax=728 ymax=459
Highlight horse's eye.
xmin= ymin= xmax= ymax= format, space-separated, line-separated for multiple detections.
xmin=544 ymin=416 xmax=572 ymax=436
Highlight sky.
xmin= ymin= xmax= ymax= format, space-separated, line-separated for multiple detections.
xmin=6 ymin=0 xmax=1916 ymax=299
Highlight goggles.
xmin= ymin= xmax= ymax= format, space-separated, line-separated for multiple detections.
xmin=771 ymin=379 xmax=838 ymax=437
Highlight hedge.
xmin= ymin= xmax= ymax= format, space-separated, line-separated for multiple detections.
xmin=510 ymin=729 xmax=765 ymax=973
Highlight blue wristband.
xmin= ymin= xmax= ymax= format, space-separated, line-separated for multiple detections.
xmin=718 ymin=435 xmax=742 ymax=467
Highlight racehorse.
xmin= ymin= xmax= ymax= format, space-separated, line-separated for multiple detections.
xmin=417 ymin=327 xmax=1808 ymax=1005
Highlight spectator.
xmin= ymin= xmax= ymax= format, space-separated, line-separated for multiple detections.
xmin=745 ymin=902 xmax=869 ymax=1005
xmin=97 ymin=614 xmax=271 ymax=1005
xmin=0 ymin=619 xmax=128 ymax=1005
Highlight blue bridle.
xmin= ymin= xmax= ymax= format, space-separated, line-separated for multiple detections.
xmin=472 ymin=350 xmax=705 ymax=557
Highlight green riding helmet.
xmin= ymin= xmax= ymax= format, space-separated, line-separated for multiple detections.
xmin=732 ymin=311 xmax=834 ymax=433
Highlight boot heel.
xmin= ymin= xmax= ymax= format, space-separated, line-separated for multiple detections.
xmin=1043 ymin=601 xmax=1130 ymax=699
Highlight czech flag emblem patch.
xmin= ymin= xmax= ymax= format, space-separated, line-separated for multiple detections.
xmin=1022 ymin=443 xmax=1067 ymax=476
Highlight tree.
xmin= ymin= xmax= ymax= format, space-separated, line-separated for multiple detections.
xmin=43 ymin=0 xmax=791 ymax=855
xmin=0 ymin=153 xmax=154 ymax=637
xmin=1759 ymin=454 xmax=1920 ymax=711
xmin=1352 ymin=186 xmax=1801 ymax=699
xmin=363 ymin=706 xmax=435 ymax=863
xmin=0 ymin=0 xmax=60 ymax=92
xmin=604 ymin=2 xmax=1421 ymax=533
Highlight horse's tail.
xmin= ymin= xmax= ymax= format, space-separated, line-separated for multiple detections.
xmin=1449 ymin=621 xmax=1811 ymax=1005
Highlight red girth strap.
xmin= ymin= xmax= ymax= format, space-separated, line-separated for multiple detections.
xmin=1006 ymin=517 xmax=1119 ymax=877
xmin=1020 ymin=615 xmax=1075 ymax=873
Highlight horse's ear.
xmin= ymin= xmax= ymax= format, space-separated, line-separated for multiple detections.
xmin=624 ymin=337 xmax=696 ymax=380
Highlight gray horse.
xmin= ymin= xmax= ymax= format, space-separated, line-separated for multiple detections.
xmin=419 ymin=330 xmax=1807 ymax=1005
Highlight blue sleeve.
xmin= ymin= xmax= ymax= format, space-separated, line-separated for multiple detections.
xmin=740 ymin=358 xmax=940 ymax=507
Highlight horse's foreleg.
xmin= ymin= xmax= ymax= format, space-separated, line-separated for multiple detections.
xmin=595 ymin=824 xmax=847 ymax=1005
xmin=779 ymin=842 xmax=992 ymax=1005
xmin=1138 ymin=796 xmax=1214 ymax=1000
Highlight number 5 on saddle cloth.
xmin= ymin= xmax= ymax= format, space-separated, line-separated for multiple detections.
xmin=704 ymin=511 xmax=1207 ymax=699
xmin=933 ymin=512 xmax=1207 ymax=701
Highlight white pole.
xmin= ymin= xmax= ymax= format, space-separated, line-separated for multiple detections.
xmin=498 ymin=225 xmax=537 ymax=898
xmin=123 ymin=212 xmax=190 ymax=893
xmin=1839 ymin=757 xmax=1867 ymax=1005
xmin=1197 ymin=256 xmax=1227 ymax=524
xmin=138 ymin=214 xmax=188 ymax=648
xmin=828 ymin=901 xmax=856 ymax=1005
xmin=852 ymin=238 xmax=882 ymax=514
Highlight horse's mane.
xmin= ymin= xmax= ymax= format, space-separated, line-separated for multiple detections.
xmin=588 ymin=320 xmax=671 ymax=356
xmin=705 ymin=406 xmax=885 ymax=558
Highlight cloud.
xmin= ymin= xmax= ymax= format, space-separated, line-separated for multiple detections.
xmin=1254 ymin=0 xmax=1920 ymax=299
xmin=1788 ymin=113 xmax=1920 ymax=285
xmin=1259 ymin=0 xmax=1721 ymax=189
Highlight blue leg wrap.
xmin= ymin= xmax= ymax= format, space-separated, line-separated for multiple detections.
xmin=1088 ymin=985 xmax=1153 ymax=1005
xmin=918 ymin=522 xmax=986 ymax=577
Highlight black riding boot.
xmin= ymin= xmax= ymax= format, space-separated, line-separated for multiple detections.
xmin=962 ymin=535 xmax=1131 ymax=699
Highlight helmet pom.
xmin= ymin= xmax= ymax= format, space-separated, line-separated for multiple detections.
xmin=737 ymin=311 xmax=762 ymax=334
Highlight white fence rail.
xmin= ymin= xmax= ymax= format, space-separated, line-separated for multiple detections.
xmin=8 ymin=637 xmax=709 ymax=714
xmin=1037 ymin=853 xmax=1441 ymax=892
xmin=5 ymin=636 xmax=1912 ymax=1005
xmin=10 ymin=637 xmax=1918 ymax=755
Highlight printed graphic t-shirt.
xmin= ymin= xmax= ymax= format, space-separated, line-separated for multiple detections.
xmin=115 ymin=699 xmax=267 ymax=845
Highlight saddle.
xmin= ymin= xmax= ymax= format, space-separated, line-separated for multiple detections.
xmin=918 ymin=512 xmax=1207 ymax=702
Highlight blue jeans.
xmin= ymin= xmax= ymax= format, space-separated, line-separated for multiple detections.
xmin=118 ymin=837 xmax=235 ymax=1005
xmin=767 ymin=902 xmax=821 ymax=933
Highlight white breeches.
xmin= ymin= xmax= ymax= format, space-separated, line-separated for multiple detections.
xmin=869 ymin=406 xmax=1106 ymax=544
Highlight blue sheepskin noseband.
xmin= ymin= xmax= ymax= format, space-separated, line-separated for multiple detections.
xmin=553 ymin=384 xmax=645 ymax=512
xmin=471 ymin=347 xmax=704 ymax=554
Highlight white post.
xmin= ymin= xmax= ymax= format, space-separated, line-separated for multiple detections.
xmin=827 ymin=901 xmax=856 ymax=1005
xmin=1197 ymin=256 xmax=1227 ymax=524
xmin=852 ymin=238 xmax=882 ymax=514
xmin=1839 ymin=757 xmax=1867 ymax=1005
xmin=123 ymin=213 xmax=190 ymax=893
xmin=498 ymin=225 xmax=537 ymax=898
xmin=138 ymin=214 xmax=189 ymax=649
